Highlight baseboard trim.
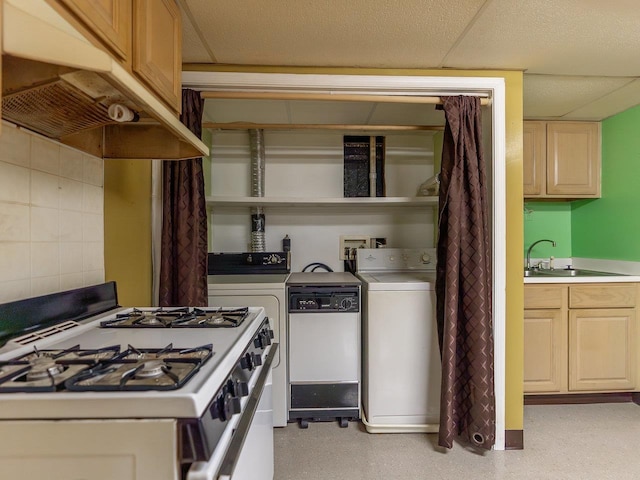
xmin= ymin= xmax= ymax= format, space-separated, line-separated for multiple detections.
xmin=504 ymin=429 xmax=523 ymax=450
xmin=525 ymin=392 xmax=636 ymax=405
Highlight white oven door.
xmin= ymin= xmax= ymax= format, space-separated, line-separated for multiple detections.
xmin=187 ymin=345 xmax=277 ymax=480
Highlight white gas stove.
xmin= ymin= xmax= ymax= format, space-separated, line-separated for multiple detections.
xmin=0 ymin=283 xmax=277 ymax=480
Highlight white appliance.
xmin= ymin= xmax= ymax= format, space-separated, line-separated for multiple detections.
xmin=0 ymin=283 xmax=276 ymax=480
xmin=286 ymin=272 xmax=361 ymax=428
xmin=356 ymin=248 xmax=441 ymax=433
xmin=207 ymin=274 xmax=289 ymax=428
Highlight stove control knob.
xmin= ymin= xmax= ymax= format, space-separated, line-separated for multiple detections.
xmin=421 ymin=253 xmax=431 ymax=264
xmin=252 ymin=352 xmax=263 ymax=367
xmin=236 ymin=380 xmax=249 ymax=397
xmin=226 ymin=378 xmax=249 ymax=398
xmin=240 ymin=353 xmax=254 ymax=371
xmin=216 ymin=393 xmax=241 ymax=421
xmin=254 ymin=332 xmax=270 ymax=349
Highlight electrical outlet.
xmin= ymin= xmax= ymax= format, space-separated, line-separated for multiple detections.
xmin=339 ymin=235 xmax=370 ymax=260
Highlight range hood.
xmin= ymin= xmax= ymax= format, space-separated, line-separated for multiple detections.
xmin=1 ymin=0 xmax=208 ymax=160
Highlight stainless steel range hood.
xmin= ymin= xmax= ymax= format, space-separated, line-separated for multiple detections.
xmin=1 ymin=0 xmax=209 ymax=160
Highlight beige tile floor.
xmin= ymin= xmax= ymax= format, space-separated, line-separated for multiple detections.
xmin=275 ymin=403 xmax=640 ymax=479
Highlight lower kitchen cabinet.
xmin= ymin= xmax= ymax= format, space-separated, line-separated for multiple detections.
xmin=569 ymin=308 xmax=636 ymax=391
xmin=524 ymin=283 xmax=638 ymax=395
xmin=524 ymin=308 xmax=567 ymax=393
xmin=523 ymin=285 xmax=567 ymax=393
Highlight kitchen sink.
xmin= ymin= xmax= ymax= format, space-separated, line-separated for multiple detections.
xmin=524 ymin=268 xmax=623 ymax=277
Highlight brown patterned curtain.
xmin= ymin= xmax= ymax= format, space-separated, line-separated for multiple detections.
xmin=435 ymin=96 xmax=495 ymax=450
xmin=158 ymin=89 xmax=208 ymax=307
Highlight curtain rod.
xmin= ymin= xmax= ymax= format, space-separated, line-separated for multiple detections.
xmin=202 ymin=122 xmax=444 ymax=132
xmin=200 ymin=91 xmax=490 ymax=106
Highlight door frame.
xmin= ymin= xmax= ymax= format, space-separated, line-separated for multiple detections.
xmin=182 ymin=71 xmax=507 ymax=449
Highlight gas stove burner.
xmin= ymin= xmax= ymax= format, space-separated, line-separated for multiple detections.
xmin=134 ymin=360 xmax=167 ymax=379
xmin=0 ymin=344 xmax=121 ymax=393
xmin=25 ymin=357 xmax=66 ymax=381
xmin=173 ymin=307 xmax=250 ymax=328
xmin=65 ymin=344 xmax=214 ymax=391
xmin=100 ymin=307 xmax=192 ymax=328
xmin=100 ymin=307 xmax=250 ymax=328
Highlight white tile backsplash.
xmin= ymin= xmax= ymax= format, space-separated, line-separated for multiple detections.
xmin=31 ymin=206 xmax=59 ymax=242
xmin=31 ymin=171 xmax=60 ymax=208
xmin=83 ymin=269 xmax=105 ymax=287
xmin=60 ymin=148 xmax=85 ymax=181
xmin=0 ymin=127 xmax=104 ymax=302
xmin=0 ymin=279 xmax=31 ymax=303
xmin=83 ymin=242 xmax=104 ymax=272
xmin=83 ymin=184 xmax=103 ymax=214
xmin=31 ymin=275 xmax=61 ymax=296
xmin=82 ymin=213 xmax=104 ymax=242
xmin=60 ymin=242 xmax=83 ymax=274
xmin=84 ymin=155 xmax=104 ymax=186
xmin=60 ymin=272 xmax=84 ymax=291
xmin=0 ymin=203 xmax=30 ymax=241
xmin=0 ymin=242 xmax=30 ymax=282
xmin=0 ymin=124 xmax=31 ymax=167
xmin=0 ymin=162 xmax=30 ymax=204
xmin=59 ymin=177 xmax=84 ymax=211
xmin=31 ymin=242 xmax=60 ymax=277
xmin=59 ymin=210 xmax=83 ymax=242
xmin=31 ymin=135 xmax=60 ymax=175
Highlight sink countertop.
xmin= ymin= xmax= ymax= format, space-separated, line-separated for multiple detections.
xmin=524 ymin=274 xmax=640 ymax=284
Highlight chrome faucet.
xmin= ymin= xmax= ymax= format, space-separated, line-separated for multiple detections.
xmin=526 ymin=239 xmax=556 ymax=270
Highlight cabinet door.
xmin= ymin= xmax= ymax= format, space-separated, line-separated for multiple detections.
xmin=569 ymin=308 xmax=636 ymax=391
xmin=58 ymin=0 xmax=132 ymax=64
xmin=524 ymin=308 xmax=567 ymax=393
xmin=546 ymin=122 xmax=600 ymax=197
xmin=133 ymin=0 xmax=181 ymax=113
xmin=523 ymin=121 xmax=546 ymax=196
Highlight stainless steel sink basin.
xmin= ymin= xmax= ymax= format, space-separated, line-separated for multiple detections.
xmin=524 ymin=268 xmax=622 ymax=278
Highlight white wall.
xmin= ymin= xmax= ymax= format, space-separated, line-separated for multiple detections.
xmin=208 ymin=130 xmax=435 ymax=271
xmin=0 ymin=123 xmax=105 ymax=303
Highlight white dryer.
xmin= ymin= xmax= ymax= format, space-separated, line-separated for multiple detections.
xmin=356 ymin=248 xmax=441 ymax=433
xmin=207 ymin=273 xmax=289 ymax=427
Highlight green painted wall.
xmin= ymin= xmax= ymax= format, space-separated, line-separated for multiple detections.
xmin=523 ymin=202 xmax=572 ymax=258
xmin=572 ymin=106 xmax=640 ymax=261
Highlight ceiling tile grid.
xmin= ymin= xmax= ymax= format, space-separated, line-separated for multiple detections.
xmin=182 ymin=0 xmax=640 ymax=120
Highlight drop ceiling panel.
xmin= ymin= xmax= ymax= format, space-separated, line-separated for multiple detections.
xmin=179 ymin=3 xmax=215 ymax=63
xmin=446 ymin=0 xmax=640 ymax=76
xmin=562 ymin=79 xmax=640 ymax=120
xmin=524 ymin=75 xmax=634 ymax=119
xmin=182 ymin=0 xmax=486 ymax=67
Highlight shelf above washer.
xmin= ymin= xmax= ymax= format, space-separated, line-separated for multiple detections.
xmin=205 ymin=196 xmax=438 ymax=208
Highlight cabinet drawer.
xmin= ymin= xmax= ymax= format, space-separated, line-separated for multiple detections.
xmin=524 ymin=285 xmax=566 ymax=309
xmin=569 ymin=284 xmax=637 ymax=308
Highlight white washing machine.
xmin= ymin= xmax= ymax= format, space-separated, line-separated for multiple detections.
xmin=207 ymin=273 xmax=289 ymax=427
xmin=356 ymin=248 xmax=441 ymax=433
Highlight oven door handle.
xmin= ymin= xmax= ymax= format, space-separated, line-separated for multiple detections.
xmin=217 ymin=343 xmax=278 ymax=480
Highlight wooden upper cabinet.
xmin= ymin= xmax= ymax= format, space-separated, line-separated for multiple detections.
xmin=546 ymin=122 xmax=600 ymax=197
xmin=133 ymin=0 xmax=182 ymax=114
xmin=56 ymin=0 xmax=132 ymax=65
xmin=523 ymin=121 xmax=546 ymax=196
xmin=523 ymin=121 xmax=601 ymax=199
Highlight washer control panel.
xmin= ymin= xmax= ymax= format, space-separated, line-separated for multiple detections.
xmin=356 ymin=248 xmax=437 ymax=273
